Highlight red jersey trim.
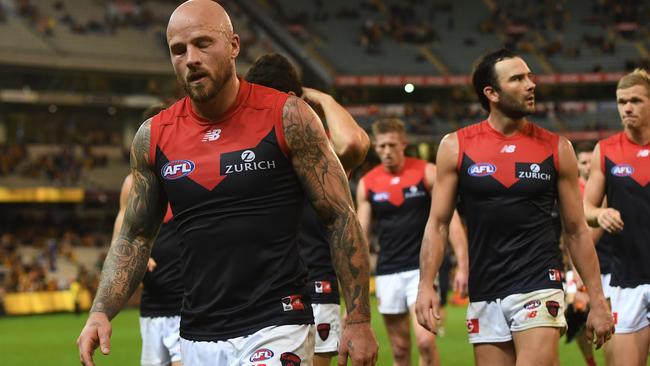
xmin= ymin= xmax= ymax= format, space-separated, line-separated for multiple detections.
xmin=274 ymin=94 xmax=290 ymax=158
xmin=423 ymin=162 xmax=433 ymax=192
xmin=553 ymin=137 xmax=560 ymax=172
xmin=456 ymin=131 xmax=465 ymax=172
xmin=149 ymin=114 xmax=161 ymax=169
xmin=163 ymin=205 xmax=173 ymax=224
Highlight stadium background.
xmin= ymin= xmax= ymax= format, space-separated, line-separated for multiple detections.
xmin=0 ymin=0 xmax=647 ymax=364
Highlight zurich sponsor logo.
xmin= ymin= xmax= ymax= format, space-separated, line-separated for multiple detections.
xmin=241 ymin=150 xmax=256 ymax=162
xmin=249 ymin=348 xmax=274 ymax=362
xmin=611 ymin=164 xmax=634 ymax=177
xmin=468 ymin=163 xmax=496 ymax=177
xmin=161 ymin=160 xmax=195 ymax=180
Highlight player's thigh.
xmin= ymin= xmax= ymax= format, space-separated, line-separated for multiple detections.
xmin=140 ymin=317 xmax=171 ymax=366
xmin=512 ymin=327 xmax=561 ymax=366
xmin=609 ymin=284 xmax=650 ymax=334
xmin=181 ymin=324 xmax=315 ymax=366
xmin=382 ymin=313 xmax=411 ymax=349
xmin=375 ymin=271 xmax=410 ymax=314
xmin=473 ymin=342 xmax=516 ymax=366
xmin=408 ymin=305 xmax=436 ymax=348
xmin=237 ymin=324 xmax=315 ymax=366
xmin=608 ymin=326 xmax=650 ymax=366
xmin=312 ymin=303 xmax=341 ymax=355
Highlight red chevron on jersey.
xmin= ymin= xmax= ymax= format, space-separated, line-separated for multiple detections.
xmin=362 ymin=158 xmax=429 ymax=207
xmin=458 ymin=120 xmax=559 ymax=188
xmin=150 ymin=80 xmax=288 ymax=191
xmin=600 ymin=132 xmax=650 ymax=187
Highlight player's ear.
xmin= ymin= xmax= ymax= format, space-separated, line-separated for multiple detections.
xmin=288 ymin=91 xmax=296 ymax=96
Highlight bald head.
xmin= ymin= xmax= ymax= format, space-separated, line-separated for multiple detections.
xmin=167 ymin=0 xmax=233 ymax=41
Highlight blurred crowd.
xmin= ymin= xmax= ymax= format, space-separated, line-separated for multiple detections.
xmin=0 ymin=228 xmax=107 ymax=306
xmin=0 ymin=143 xmax=109 ymax=185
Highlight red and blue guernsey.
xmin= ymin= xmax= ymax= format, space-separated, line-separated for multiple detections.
xmin=361 ymin=157 xmax=431 ymax=275
xmin=457 ymin=120 xmax=564 ymax=302
xmin=149 ymin=79 xmax=313 ymax=341
xmin=599 ymin=132 xmax=650 ymax=287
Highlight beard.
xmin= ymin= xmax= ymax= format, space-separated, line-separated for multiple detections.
xmin=497 ymin=91 xmax=534 ymax=119
xmin=181 ymin=61 xmax=233 ymax=103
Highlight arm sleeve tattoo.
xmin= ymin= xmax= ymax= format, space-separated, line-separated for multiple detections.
xmin=283 ymin=96 xmax=371 ymax=322
xmin=91 ymin=119 xmax=167 ymax=319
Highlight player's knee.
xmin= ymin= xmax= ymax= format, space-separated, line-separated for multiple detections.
xmin=391 ymin=341 xmax=411 ymax=362
xmin=415 ymin=332 xmax=437 ymax=355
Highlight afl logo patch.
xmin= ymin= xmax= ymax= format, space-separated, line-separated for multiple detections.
xmin=161 ymin=160 xmax=195 ymax=180
xmin=249 ymin=348 xmax=274 ymax=362
xmin=468 ymin=163 xmax=496 ymax=177
xmin=611 ymin=164 xmax=634 ymax=177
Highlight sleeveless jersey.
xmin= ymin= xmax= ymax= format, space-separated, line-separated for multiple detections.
xmin=140 ymin=206 xmax=183 ymax=317
xmin=149 ymin=80 xmax=313 ymax=341
xmin=299 ymin=201 xmax=340 ymax=304
xmin=457 ymin=120 xmax=563 ymax=302
xmin=361 ymin=158 xmax=431 ymax=275
xmin=599 ymin=132 xmax=650 ymax=287
xmin=595 ymin=233 xmax=614 ymax=275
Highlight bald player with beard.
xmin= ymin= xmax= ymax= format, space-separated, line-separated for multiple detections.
xmin=77 ymin=1 xmax=378 ymax=365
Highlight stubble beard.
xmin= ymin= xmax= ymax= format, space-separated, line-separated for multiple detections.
xmin=498 ymin=92 xmax=533 ymax=120
xmin=182 ymin=64 xmax=234 ymax=103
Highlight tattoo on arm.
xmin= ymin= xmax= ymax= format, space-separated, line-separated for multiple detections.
xmin=91 ymin=119 xmax=166 ymax=319
xmin=283 ymin=96 xmax=371 ymax=321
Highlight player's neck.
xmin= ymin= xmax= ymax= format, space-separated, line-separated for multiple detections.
xmin=624 ymin=124 xmax=650 ymax=146
xmin=487 ymin=112 xmax=526 ymax=137
xmin=190 ymin=76 xmax=240 ymax=122
xmin=384 ymin=160 xmax=405 ymax=175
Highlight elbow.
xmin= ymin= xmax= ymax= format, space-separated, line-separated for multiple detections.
xmin=337 ymin=134 xmax=370 ymax=171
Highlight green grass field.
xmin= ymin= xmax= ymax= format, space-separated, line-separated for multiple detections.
xmin=0 ymin=297 xmax=605 ymax=365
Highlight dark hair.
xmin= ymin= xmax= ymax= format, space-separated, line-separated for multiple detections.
xmin=471 ymin=48 xmax=518 ymax=112
xmin=574 ymin=141 xmax=595 ymax=155
xmin=244 ymin=53 xmax=302 ymax=96
xmin=142 ymin=103 xmax=167 ymax=120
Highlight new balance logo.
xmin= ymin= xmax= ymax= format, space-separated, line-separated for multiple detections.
xmin=500 ymin=145 xmax=516 ymax=153
xmin=637 ymin=149 xmax=649 ymax=157
xmin=202 ymin=129 xmax=221 ymax=142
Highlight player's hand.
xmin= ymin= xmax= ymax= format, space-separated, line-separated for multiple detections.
xmin=338 ymin=320 xmax=378 ymax=366
xmin=147 ymin=258 xmax=157 ymax=272
xmin=585 ymin=297 xmax=615 ymax=349
xmin=453 ymin=267 xmax=468 ymax=298
xmin=77 ymin=312 xmax=112 ymax=366
xmin=597 ymin=208 xmax=624 ymax=233
xmin=415 ymin=282 xmax=441 ymax=334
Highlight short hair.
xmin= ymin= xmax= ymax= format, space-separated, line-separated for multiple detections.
xmin=371 ymin=118 xmax=406 ymax=139
xmin=244 ymin=53 xmax=302 ymax=96
xmin=471 ymin=48 xmax=519 ymax=112
xmin=142 ymin=103 xmax=167 ymax=120
xmin=617 ymin=68 xmax=650 ymax=97
xmin=574 ymin=141 xmax=595 ymax=155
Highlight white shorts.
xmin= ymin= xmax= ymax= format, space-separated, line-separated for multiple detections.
xmin=466 ymin=289 xmax=567 ymax=344
xmin=601 ymin=273 xmax=613 ymax=299
xmin=312 ymin=303 xmax=341 ymax=354
xmin=180 ymin=324 xmax=315 ymax=366
xmin=139 ymin=316 xmax=181 ymax=366
xmin=375 ymin=268 xmax=420 ymax=314
xmin=609 ymin=284 xmax=650 ymax=334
